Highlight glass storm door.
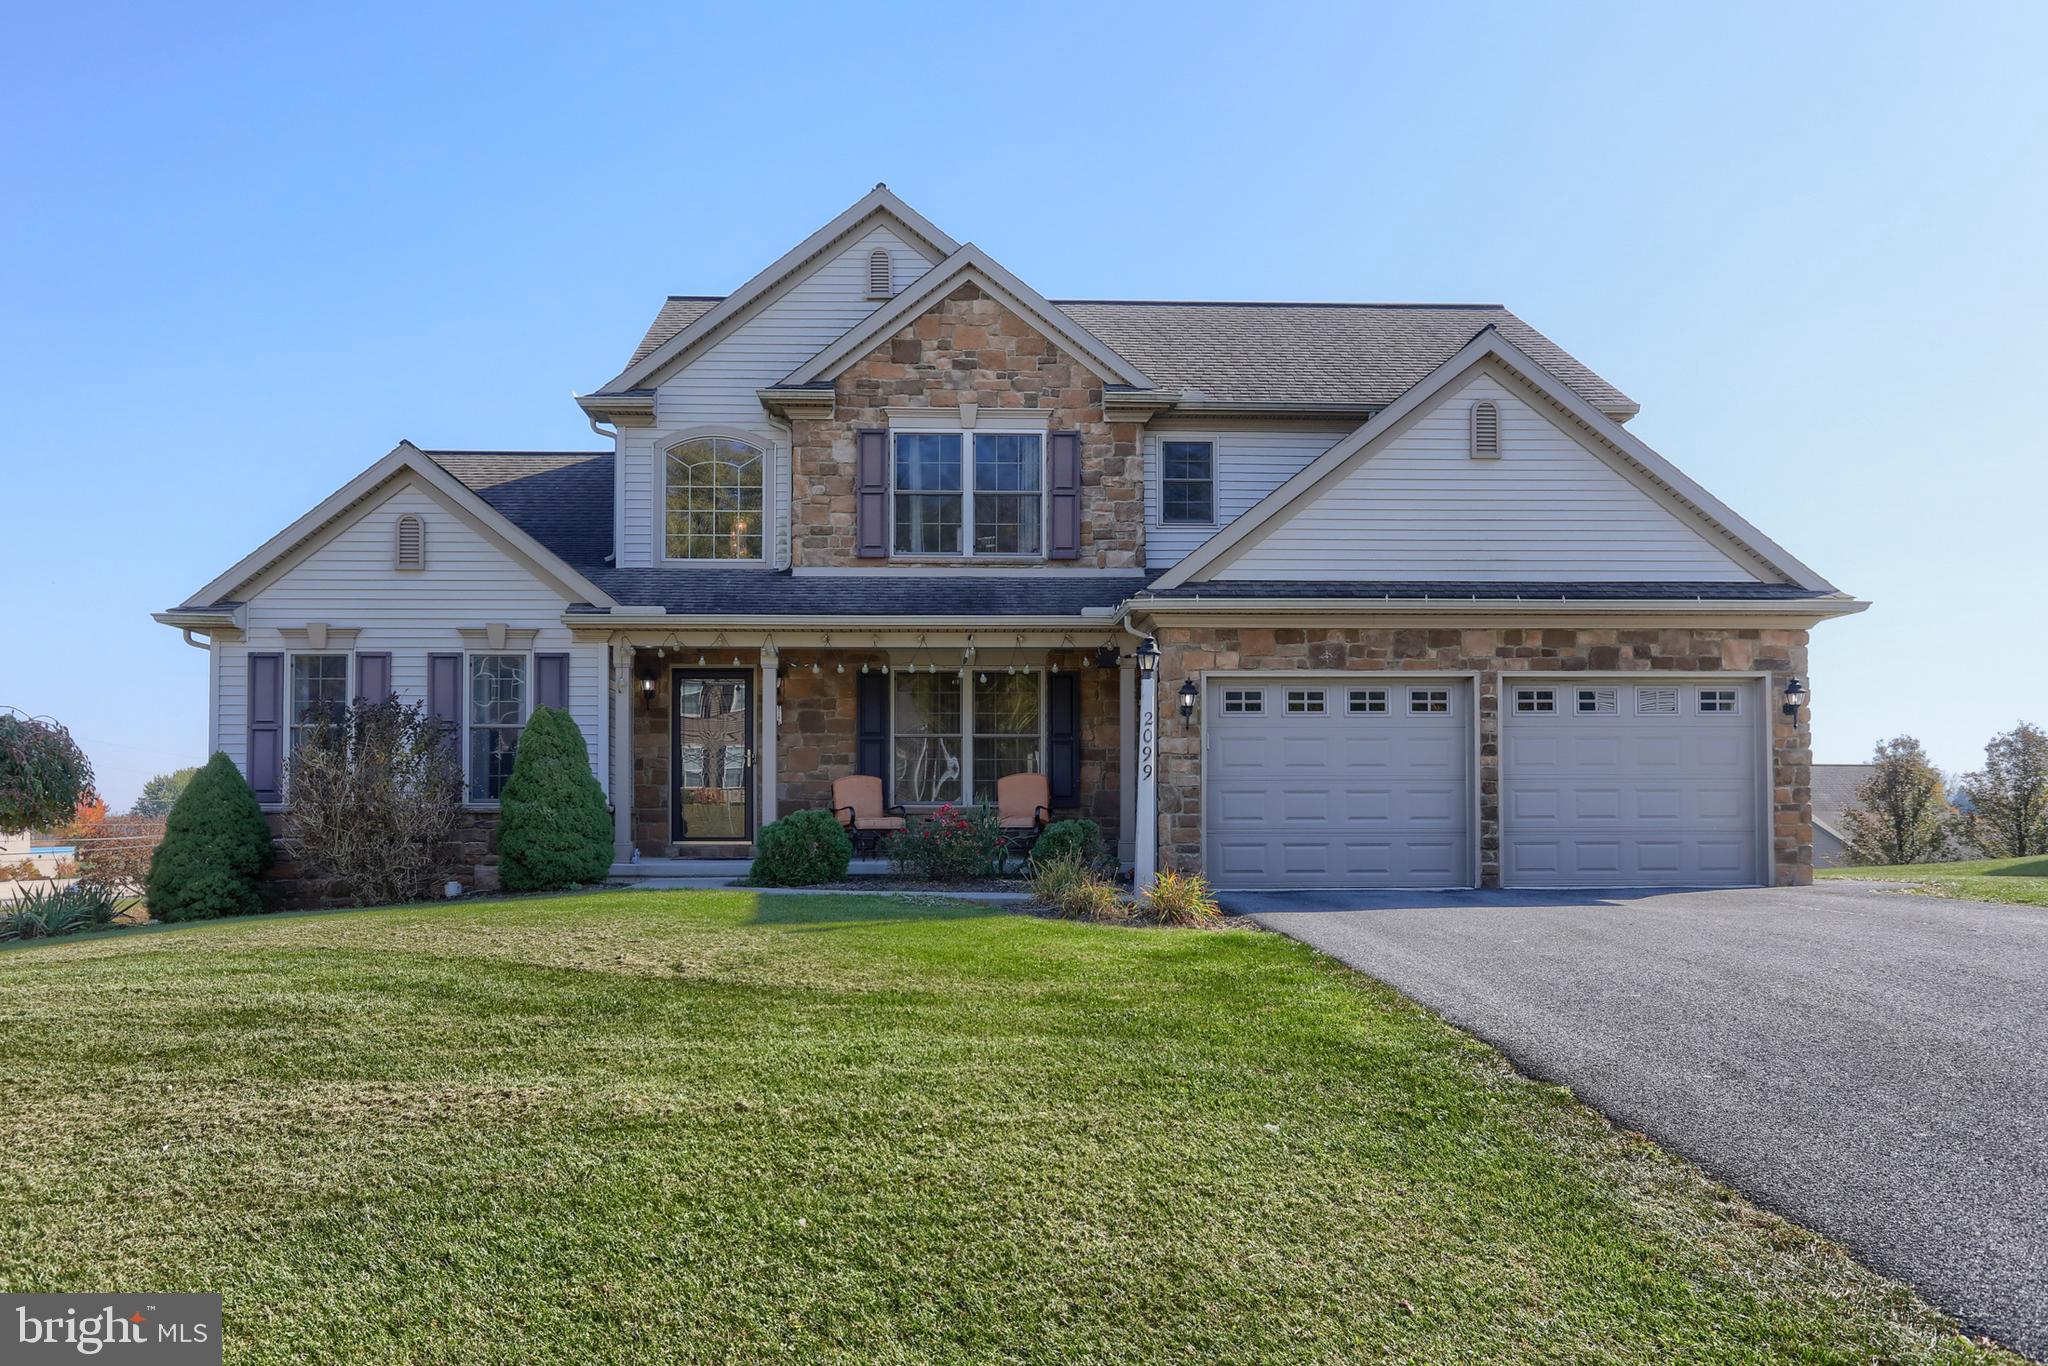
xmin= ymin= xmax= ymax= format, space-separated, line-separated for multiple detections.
xmin=672 ymin=672 xmax=754 ymax=842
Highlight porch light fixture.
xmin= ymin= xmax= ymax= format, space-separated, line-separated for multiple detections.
xmin=1133 ymin=636 xmax=1160 ymax=677
xmin=637 ymin=662 xmax=658 ymax=703
xmin=1781 ymin=677 xmax=1806 ymax=719
xmin=1178 ymin=676 xmax=1198 ymax=727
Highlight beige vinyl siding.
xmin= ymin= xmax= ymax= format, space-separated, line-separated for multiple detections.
xmin=1144 ymin=420 xmax=1352 ymax=568
xmin=1213 ymin=371 xmax=1765 ymax=582
xmin=215 ymin=481 xmax=609 ymax=791
xmin=618 ymin=224 xmax=936 ymax=567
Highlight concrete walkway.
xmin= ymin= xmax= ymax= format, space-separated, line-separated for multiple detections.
xmin=1226 ymin=883 xmax=2048 ymax=1357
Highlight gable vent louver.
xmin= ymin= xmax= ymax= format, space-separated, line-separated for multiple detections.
xmin=866 ymin=247 xmax=893 ymax=299
xmin=395 ymin=513 xmax=425 ymax=570
xmin=1470 ymin=400 xmax=1501 ymax=459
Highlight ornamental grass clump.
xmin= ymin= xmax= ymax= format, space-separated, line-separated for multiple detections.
xmin=0 ymin=881 xmax=121 ymax=941
xmin=1140 ymin=869 xmax=1223 ymax=928
xmin=886 ymin=804 xmax=1007 ymax=881
xmin=750 ymin=810 xmax=854 ymax=887
xmin=1030 ymin=854 xmax=1133 ymax=922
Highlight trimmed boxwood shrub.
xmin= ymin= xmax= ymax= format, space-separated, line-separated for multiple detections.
xmin=498 ymin=707 xmax=613 ymax=892
xmin=751 ymin=810 xmax=853 ymax=887
xmin=145 ymin=752 xmax=275 ymax=922
xmin=1030 ymin=818 xmax=1104 ymax=870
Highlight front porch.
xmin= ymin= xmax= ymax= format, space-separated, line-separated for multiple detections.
xmin=601 ymin=632 xmax=1131 ymax=863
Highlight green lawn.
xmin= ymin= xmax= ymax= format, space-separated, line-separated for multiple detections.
xmin=0 ymin=893 xmax=2006 ymax=1363
xmin=1820 ymin=854 xmax=2048 ymax=908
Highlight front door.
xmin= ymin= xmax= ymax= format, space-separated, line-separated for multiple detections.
xmin=671 ymin=671 xmax=754 ymax=843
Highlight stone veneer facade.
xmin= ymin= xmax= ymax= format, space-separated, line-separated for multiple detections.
xmin=1150 ymin=623 xmax=1813 ymax=887
xmin=787 ymin=282 xmax=1143 ymax=568
xmin=632 ymin=650 xmax=1122 ymax=854
xmin=265 ymin=809 xmax=502 ymax=908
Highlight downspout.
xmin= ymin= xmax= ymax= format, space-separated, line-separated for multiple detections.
xmin=585 ymin=408 xmax=623 ymax=566
xmin=179 ymin=629 xmax=210 ymax=651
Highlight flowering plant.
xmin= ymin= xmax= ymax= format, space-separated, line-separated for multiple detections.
xmin=885 ymin=802 xmax=1008 ymax=881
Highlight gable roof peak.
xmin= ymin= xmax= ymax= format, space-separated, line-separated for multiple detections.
xmin=780 ymin=240 xmax=1153 ymax=391
xmin=599 ymin=184 xmax=960 ymax=394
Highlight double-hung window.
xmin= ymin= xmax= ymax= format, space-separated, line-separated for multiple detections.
xmin=893 ymin=670 xmax=964 ymax=803
xmin=289 ymin=654 xmax=349 ymax=754
xmin=892 ymin=429 xmax=1043 ymax=557
xmin=1160 ymin=439 xmax=1215 ymax=524
xmin=467 ymin=654 xmax=528 ymax=802
xmin=890 ymin=669 xmax=1046 ymax=806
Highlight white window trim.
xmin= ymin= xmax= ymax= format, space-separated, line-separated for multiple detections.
xmin=1283 ymin=687 xmax=1327 ymax=715
xmin=1512 ymin=686 xmax=1558 ymax=715
xmin=1222 ymin=687 xmax=1264 ymax=715
xmin=887 ymin=412 xmax=1051 ymax=563
xmin=1347 ymin=687 xmax=1390 ymax=715
xmin=656 ymin=426 xmax=778 ymax=567
xmin=1408 ymin=687 xmax=1455 ymax=715
xmin=286 ymin=652 xmax=352 ymax=760
xmin=1697 ymin=687 xmax=1743 ymax=715
xmin=1156 ymin=435 xmax=1218 ymax=528
xmin=886 ymin=662 xmax=1050 ymax=807
xmin=463 ymin=650 xmax=533 ymax=807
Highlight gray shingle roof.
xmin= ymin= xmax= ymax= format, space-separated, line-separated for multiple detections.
xmin=1059 ymin=301 xmax=1635 ymax=415
xmin=1811 ymin=764 xmax=1877 ymax=838
xmin=424 ymin=451 xmax=613 ymax=572
xmin=1139 ymin=581 xmax=1830 ymax=602
xmin=626 ymin=296 xmax=721 ymax=366
xmin=578 ymin=570 xmax=1149 ymax=618
xmin=618 ymin=295 xmax=1634 ymax=416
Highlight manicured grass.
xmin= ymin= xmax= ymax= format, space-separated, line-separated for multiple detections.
xmin=0 ymin=892 xmax=2006 ymax=1362
xmin=1821 ymin=854 xmax=2048 ymax=908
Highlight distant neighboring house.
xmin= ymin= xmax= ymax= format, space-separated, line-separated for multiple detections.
xmin=1811 ymin=764 xmax=1877 ymax=867
xmin=155 ymin=185 xmax=1869 ymax=896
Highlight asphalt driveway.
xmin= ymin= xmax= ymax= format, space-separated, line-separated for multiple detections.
xmin=1229 ymin=883 xmax=2048 ymax=1357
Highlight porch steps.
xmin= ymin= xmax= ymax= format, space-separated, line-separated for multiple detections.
xmin=667 ymin=842 xmax=753 ymax=860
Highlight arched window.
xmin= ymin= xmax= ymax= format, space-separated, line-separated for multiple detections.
xmin=394 ymin=513 xmax=426 ymax=568
xmin=1470 ymin=400 xmax=1501 ymax=459
xmin=665 ymin=437 xmax=764 ymax=560
xmin=867 ymin=247 xmax=893 ymax=299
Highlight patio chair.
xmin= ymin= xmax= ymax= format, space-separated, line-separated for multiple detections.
xmin=832 ymin=775 xmax=907 ymax=857
xmin=995 ymin=773 xmax=1052 ymax=859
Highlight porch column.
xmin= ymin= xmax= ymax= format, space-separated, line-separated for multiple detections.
xmin=1117 ymin=659 xmax=1136 ymax=867
xmin=758 ymin=645 xmax=779 ymax=830
xmin=1134 ymin=641 xmax=1159 ymax=894
xmin=611 ymin=642 xmax=634 ymax=862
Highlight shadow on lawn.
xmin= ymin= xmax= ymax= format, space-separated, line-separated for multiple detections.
xmin=741 ymin=890 xmax=1021 ymax=930
xmin=1977 ymin=856 xmax=2048 ymax=878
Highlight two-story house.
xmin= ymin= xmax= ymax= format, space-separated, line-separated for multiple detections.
xmin=157 ymin=185 xmax=1865 ymax=896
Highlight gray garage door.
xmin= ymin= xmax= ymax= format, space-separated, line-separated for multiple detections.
xmin=1501 ymin=680 xmax=1763 ymax=888
xmin=1204 ymin=678 xmax=1473 ymax=890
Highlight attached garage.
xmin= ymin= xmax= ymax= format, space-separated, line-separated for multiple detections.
xmin=1501 ymin=679 xmax=1765 ymax=888
xmin=1203 ymin=677 xmax=1474 ymax=890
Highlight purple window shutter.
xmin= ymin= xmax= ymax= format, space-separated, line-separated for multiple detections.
xmin=1047 ymin=671 xmax=1080 ymax=804
xmin=536 ymin=653 xmax=569 ymax=711
xmin=1047 ymin=431 xmax=1081 ymax=560
xmin=354 ymin=652 xmax=392 ymax=704
xmin=855 ymin=428 xmax=889 ymax=558
xmin=428 ymin=653 xmax=463 ymax=752
xmin=247 ymin=653 xmax=283 ymax=803
xmin=855 ymin=672 xmax=890 ymax=790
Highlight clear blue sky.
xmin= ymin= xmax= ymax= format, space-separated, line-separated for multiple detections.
xmin=3 ymin=2 xmax=2041 ymax=810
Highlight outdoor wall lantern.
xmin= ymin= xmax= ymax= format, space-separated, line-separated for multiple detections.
xmin=638 ymin=662 xmax=658 ymax=704
xmin=1133 ymin=636 xmax=1160 ymax=677
xmin=1781 ymin=677 xmax=1806 ymax=719
xmin=1178 ymin=676 xmax=1199 ymax=728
